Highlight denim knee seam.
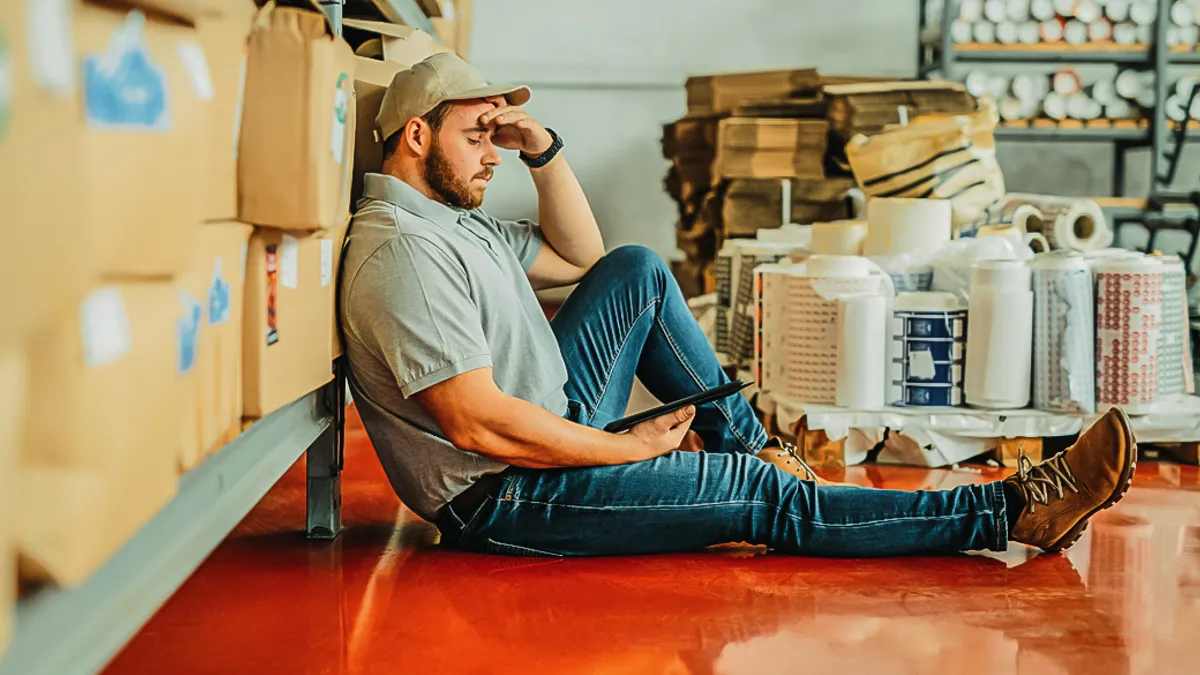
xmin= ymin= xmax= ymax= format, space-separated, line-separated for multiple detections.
xmin=654 ymin=313 xmax=763 ymax=454
xmin=588 ymin=297 xmax=661 ymax=424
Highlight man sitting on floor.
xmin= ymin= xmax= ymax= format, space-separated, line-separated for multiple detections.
xmin=339 ymin=53 xmax=1135 ymax=558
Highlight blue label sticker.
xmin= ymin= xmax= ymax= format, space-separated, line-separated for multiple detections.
xmin=82 ymin=11 xmax=170 ymax=131
xmin=208 ymin=257 xmax=231 ymax=325
xmin=176 ymin=290 xmax=202 ymax=374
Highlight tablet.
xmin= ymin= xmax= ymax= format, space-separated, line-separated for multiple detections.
xmin=603 ymin=380 xmax=753 ymax=433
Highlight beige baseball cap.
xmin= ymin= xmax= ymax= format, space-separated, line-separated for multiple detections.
xmin=376 ymin=52 xmax=531 ymax=142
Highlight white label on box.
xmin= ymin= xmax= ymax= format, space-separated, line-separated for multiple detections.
xmin=232 ymin=59 xmax=246 ymax=159
xmin=27 ymin=0 xmax=76 ymax=95
xmin=320 ymin=238 xmax=334 ymax=287
xmin=331 ymin=74 xmax=349 ymax=164
xmin=280 ymin=234 xmax=299 ymax=289
xmin=177 ymin=41 xmax=214 ymax=101
xmin=79 ymin=286 xmax=133 ymax=368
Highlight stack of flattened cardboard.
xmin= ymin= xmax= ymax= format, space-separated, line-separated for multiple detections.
xmin=663 ymin=70 xmax=977 ymax=298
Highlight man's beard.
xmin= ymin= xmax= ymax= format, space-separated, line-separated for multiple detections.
xmin=425 ymin=138 xmax=491 ymax=210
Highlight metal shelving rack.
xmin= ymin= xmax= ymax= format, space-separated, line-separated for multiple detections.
xmin=917 ymin=0 xmax=1200 ymax=269
xmin=0 ymin=0 xmax=446 ymax=671
xmin=917 ymin=0 xmax=1198 ymax=201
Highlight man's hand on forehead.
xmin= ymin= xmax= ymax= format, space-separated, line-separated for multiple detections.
xmin=476 ymin=104 xmax=554 ymax=157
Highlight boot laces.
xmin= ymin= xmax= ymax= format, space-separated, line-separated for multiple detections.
xmin=1012 ymin=450 xmax=1080 ymax=514
xmin=775 ymin=441 xmax=819 ymax=482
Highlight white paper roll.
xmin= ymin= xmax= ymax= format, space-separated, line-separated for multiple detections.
xmin=1067 ymin=93 xmax=1098 ymax=119
xmin=1007 ymin=0 xmax=1032 ymax=21
xmin=864 ymin=198 xmax=953 ymax=258
xmin=1116 ymin=68 xmax=1145 ymax=98
xmin=998 ymin=194 xmax=1113 ymax=251
xmin=1091 ymin=77 xmax=1117 ymax=104
xmin=1095 ymin=256 xmax=1163 ymax=413
xmin=1112 ymin=21 xmax=1138 ymax=43
xmin=974 ymin=21 xmax=998 ymax=42
xmin=1053 ymin=69 xmax=1084 ymax=96
xmin=971 ymin=258 xmax=1032 ymax=291
xmin=1107 ymin=0 xmax=1132 ymax=22
xmin=998 ymin=96 xmax=1026 ymax=120
xmin=1012 ymin=73 xmax=1048 ymax=102
xmin=996 ymin=20 xmax=1020 ymax=42
xmin=1053 ymin=0 xmax=1077 ymax=15
xmin=1089 ymin=17 xmax=1115 ymax=40
xmin=965 ymin=261 xmax=1034 ymax=409
xmin=985 ymin=0 xmax=1010 ymax=21
xmin=1076 ymin=0 xmax=1102 ymax=21
xmin=1130 ymin=0 xmax=1157 ymax=25
xmin=1025 ymin=232 xmax=1051 ymax=252
xmin=836 ymin=294 xmax=887 ymax=409
xmin=1041 ymin=18 xmax=1065 ymax=42
xmin=811 ymin=221 xmax=868 ymax=256
xmin=1065 ymin=19 xmax=1089 ymax=43
xmin=1172 ymin=0 xmax=1195 ymax=25
xmin=1018 ymin=20 xmax=1042 ymax=42
xmin=965 ymin=71 xmax=991 ymax=98
xmin=1031 ymin=0 xmax=1057 ymax=20
xmin=951 ymin=19 xmax=975 ymax=42
xmin=961 ymin=0 xmax=986 ymax=20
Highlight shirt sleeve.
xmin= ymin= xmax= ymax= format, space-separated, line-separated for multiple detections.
xmin=477 ymin=212 xmax=545 ymax=271
xmin=353 ymin=236 xmax=492 ymax=397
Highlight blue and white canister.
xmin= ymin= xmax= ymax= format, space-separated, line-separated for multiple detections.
xmin=887 ymin=292 xmax=967 ymax=407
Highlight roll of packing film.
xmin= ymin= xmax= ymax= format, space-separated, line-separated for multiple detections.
xmin=888 ymin=292 xmax=967 ymax=407
xmin=835 ymin=294 xmax=887 ymax=410
xmin=1024 ymin=232 xmax=1050 ymax=253
xmin=864 ymin=198 xmax=952 ymax=257
xmin=811 ymin=220 xmax=868 ymax=256
xmin=998 ymin=194 xmax=1113 ymax=251
xmin=1095 ymin=255 xmax=1163 ymax=414
xmin=1154 ymin=254 xmax=1193 ymax=396
xmin=1031 ymin=251 xmax=1096 ymax=413
xmin=965 ymin=259 xmax=1034 ymax=409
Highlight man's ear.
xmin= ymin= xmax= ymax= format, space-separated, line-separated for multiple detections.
xmin=403 ymin=117 xmax=432 ymax=156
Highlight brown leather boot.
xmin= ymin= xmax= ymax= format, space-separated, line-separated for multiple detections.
xmin=1006 ymin=408 xmax=1137 ymax=553
xmin=756 ymin=439 xmax=846 ymax=486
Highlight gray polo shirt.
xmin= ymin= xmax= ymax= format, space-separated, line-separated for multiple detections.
xmin=340 ymin=174 xmax=569 ymax=521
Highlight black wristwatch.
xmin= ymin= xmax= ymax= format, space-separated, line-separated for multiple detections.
xmin=520 ymin=128 xmax=563 ymax=168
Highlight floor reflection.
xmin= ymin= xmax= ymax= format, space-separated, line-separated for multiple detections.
xmin=104 ymin=410 xmax=1200 ymax=675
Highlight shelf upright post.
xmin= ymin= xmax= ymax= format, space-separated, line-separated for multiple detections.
xmin=318 ymin=0 xmax=344 ymax=35
xmin=942 ymin=0 xmax=957 ymax=81
xmin=1151 ymin=0 xmax=1171 ymax=192
xmin=307 ymin=362 xmax=346 ymax=540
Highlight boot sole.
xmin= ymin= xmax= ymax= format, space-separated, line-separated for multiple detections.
xmin=1042 ymin=408 xmax=1138 ymax=553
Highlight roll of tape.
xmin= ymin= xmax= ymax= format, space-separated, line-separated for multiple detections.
xmin=864 ymin=198 xmax=953 ymax=258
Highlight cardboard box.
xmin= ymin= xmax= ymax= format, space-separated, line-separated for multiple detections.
xmin=76 ymin=0 xmax=210 ymax=278
xmin=344 ymin=19 xmax=445 ymax=205
xmin=178 ymin=222 xmax=253 ymax=471
xmin=238 ymin=1 xmax=357 ymax=230
xmin=0 ymin=346 xmax=24 ymax=653
xmin=20 ymin=282 xmax=189 ymax=585
xmin=243 ymin=226 xmax=346 ymax=418
xmin=197 ymin=2 xmax=256 ymax=222
xmin=0 ymin=2 xmax=90 ymax=343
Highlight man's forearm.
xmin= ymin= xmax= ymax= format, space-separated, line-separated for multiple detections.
xmin=529 ymin=155 xmax=605 ymax=269
xmin=452 ymin=393 xmax=652 ymax=469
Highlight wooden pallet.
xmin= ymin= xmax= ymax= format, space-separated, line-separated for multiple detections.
xmin=760 ymin=411 xmax=1199 ymax=469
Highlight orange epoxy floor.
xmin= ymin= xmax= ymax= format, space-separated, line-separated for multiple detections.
xmin=104 ymin=407 xmax=1200 ymax=675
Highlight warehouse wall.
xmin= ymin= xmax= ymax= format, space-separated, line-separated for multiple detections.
xmin=467 ymin=0 xmax=1200 ymax=259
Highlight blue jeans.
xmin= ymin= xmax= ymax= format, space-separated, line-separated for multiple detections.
xmin=444 ymin=246 xmax=1009 ymax=557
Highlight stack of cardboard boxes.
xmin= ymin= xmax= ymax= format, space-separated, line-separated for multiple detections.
xmin=662 ymin=70 xmax=976 ymax=298
xmin=0 ymin=0 xmax=447 ymax=640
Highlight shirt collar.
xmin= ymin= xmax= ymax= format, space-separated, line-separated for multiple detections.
xmin=361 ymin=173 xmax=464 ymax=228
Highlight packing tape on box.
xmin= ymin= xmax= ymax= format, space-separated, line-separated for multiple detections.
xmin=1031 ymin=251 xmax=1096 ymax=414
xmin=1096 ymin=255 xmax=1163 ymax=413
xmin=1156 ymin=254 xmax=1195 ymax=396
xmin=811 ymin=220 xmax=868 ymax=256
xmin=835 ymin=293 xmax=887 ymax=409
xmin=887 ymin=291 xmax=967 ymax=407
xmin=964 ymin=259 xmax=1034 ymax=409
